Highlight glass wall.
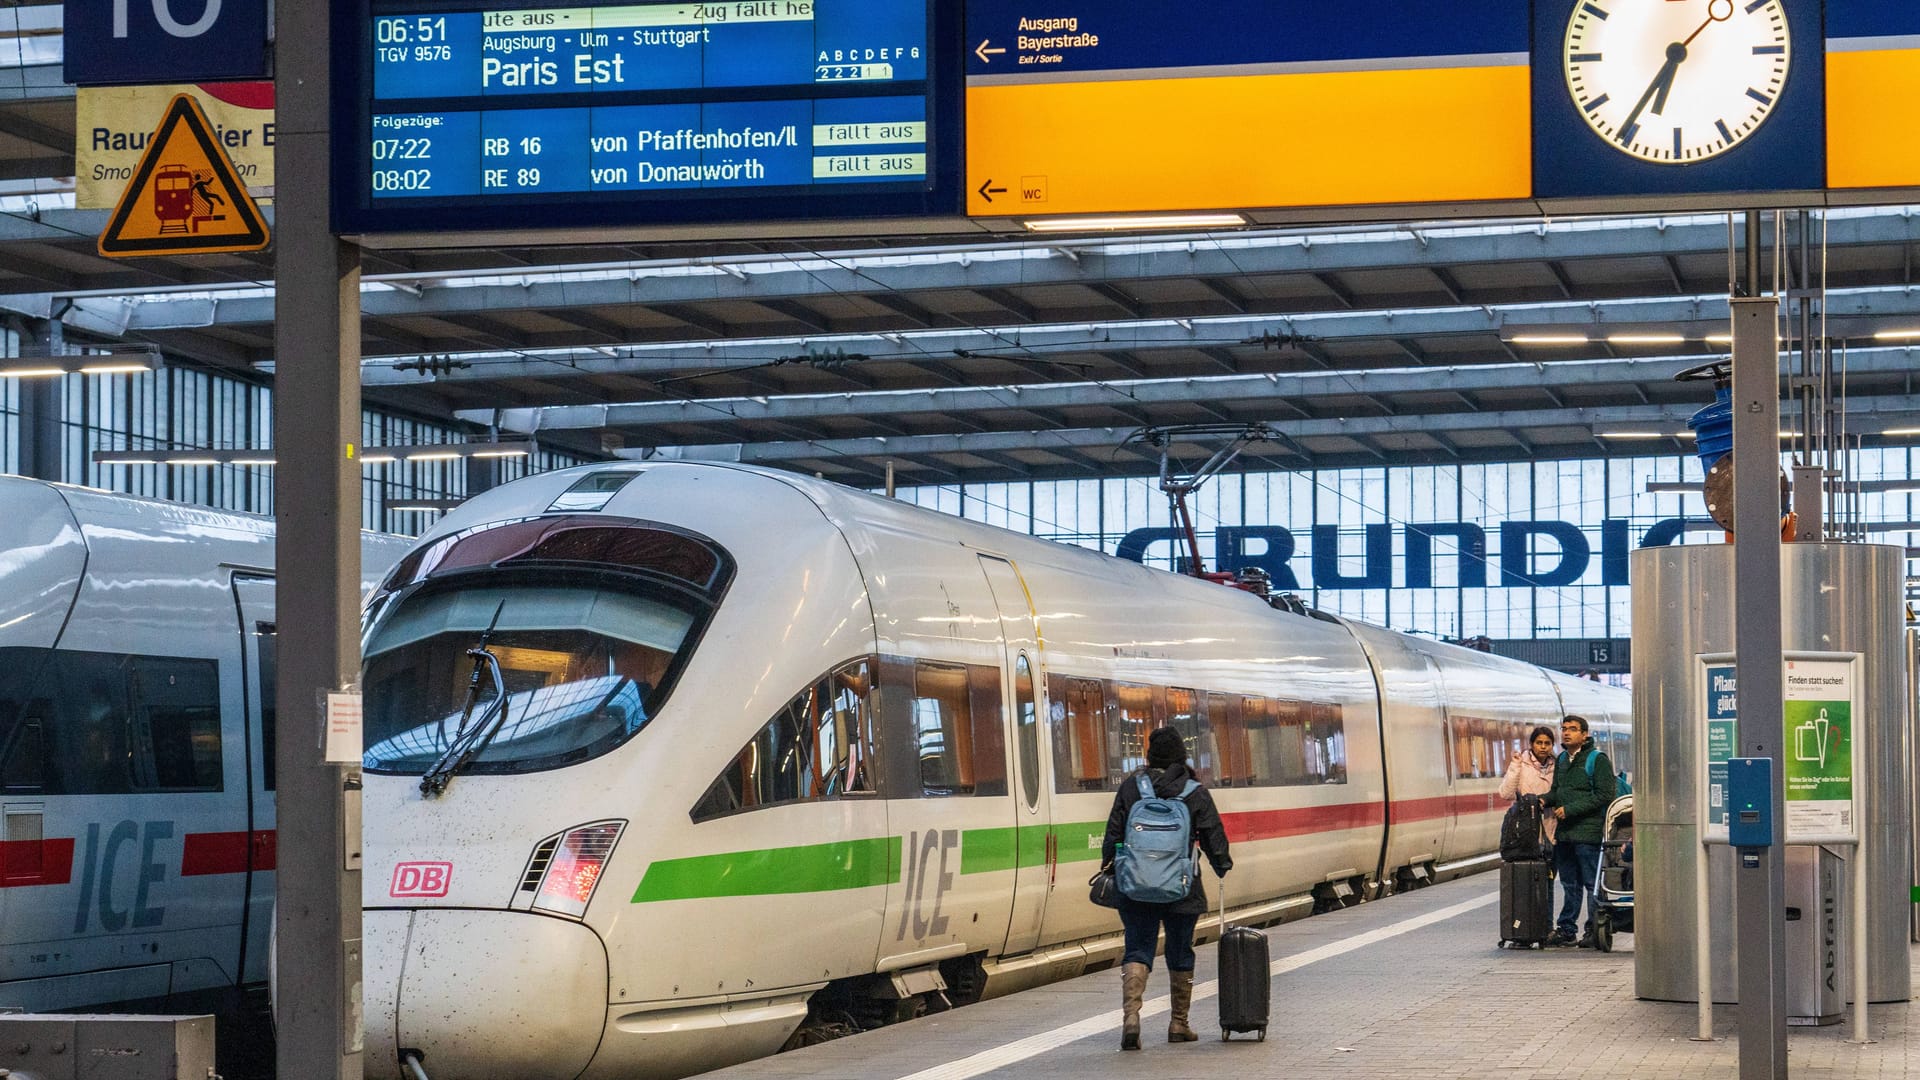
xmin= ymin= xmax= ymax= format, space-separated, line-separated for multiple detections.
xmin=2 ymin=366 xmax=583 ymax=536
xmin=0 ymin=378 xmax=17 ymax=476
xmin=896 ymin=451 xmax=1920 ymax=643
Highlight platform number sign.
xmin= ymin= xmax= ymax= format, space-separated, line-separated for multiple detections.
xmin=1589 ymin=640 xmax=1613 ymax=665
xmin=64 ymin=0 xmax=270 ymax=86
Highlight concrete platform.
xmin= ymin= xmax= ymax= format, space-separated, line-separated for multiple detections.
xmin=702 ymin=874 xmax=1920 ymax=1080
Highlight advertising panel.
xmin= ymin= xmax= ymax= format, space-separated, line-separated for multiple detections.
xmin=77 ymin=83 xmax=274 ymax=210
xmin=1781 ymin=655 xmax=1858 ymax=843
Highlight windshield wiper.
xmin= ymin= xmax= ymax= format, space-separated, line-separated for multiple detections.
xmin=420 ymin=602 xmax=510 ymax=798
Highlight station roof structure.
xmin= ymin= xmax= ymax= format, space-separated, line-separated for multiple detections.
xmin=7 ymin=8 xmax=1920 ymax=488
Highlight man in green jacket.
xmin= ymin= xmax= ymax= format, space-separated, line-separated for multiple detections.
xmin=1542 ymin=714 xmax=1617 ymax=948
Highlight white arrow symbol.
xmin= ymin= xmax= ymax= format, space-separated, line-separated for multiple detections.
xmin=975 ymin=39 xmax=1006 ymax=63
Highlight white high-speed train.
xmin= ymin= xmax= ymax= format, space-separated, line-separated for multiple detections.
xmin=354 ymin=462 xmax=1630 ymax=1080
xmin=0 ymin=478 xmax=406 ymax=1036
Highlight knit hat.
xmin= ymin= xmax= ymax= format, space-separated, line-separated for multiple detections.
xmin=1147 ymin=726 xmax=1187 ymax=768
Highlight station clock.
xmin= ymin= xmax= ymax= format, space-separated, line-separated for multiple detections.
xmin=1563 ymin=0 xmax=1791 ymax=164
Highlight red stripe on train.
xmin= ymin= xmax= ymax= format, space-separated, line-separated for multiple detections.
xmin=1391 ymin=793 xmax=1505 ymax=822
xmin=1220 ymin=801 xmax=1383 ymax=842
xmin=181 ymin=830 xmax=277 ymax=876
xmin=0 ymin=837 xmax=75 ymax=888
xmin=1221 ymin=791 xmax=1504 ymax=842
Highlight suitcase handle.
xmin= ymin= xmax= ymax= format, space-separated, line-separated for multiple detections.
xmin=1218 ymin=867 xmax=1228 ymax=933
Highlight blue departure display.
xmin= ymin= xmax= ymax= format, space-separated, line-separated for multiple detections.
xmin=337 ymin=0 xmax=958 ymax=233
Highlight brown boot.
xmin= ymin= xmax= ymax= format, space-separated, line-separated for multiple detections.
xmin=1120 ymin=962 xmax=1149 ymax=1050
xmin=1167 ymin=969 xmax=1198 ymax=1042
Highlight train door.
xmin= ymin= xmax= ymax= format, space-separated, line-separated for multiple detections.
xmin=1423 ymin=655 xmax=1462 ymax=868
xmin=231 ymin=577 xmax=276 ymax=985
xmin=977 ymin=555 xmax=1053 ymax=956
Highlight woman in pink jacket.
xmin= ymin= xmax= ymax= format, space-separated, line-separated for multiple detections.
xmin=1499 ymin=725 xmax=1559 ymax=842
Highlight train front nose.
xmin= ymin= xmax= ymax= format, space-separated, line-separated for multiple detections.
xmin=366 ymin=909 xmax=609 ymax=1079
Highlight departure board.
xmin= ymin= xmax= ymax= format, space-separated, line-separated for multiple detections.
xmin=334 ymin=0 xmax=961 ymax=234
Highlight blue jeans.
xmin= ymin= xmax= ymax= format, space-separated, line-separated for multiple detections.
xmin=1118 ymin=903 xmax=1199 ymax=971
xmin=1553 ymin=840 xmax=1602 ymax=938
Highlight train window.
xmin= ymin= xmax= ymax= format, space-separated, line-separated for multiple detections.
xmin=1210 ymin=695 xmax=1247 ymax=787
xmin=817 ymin=660 xmax=876 ymax=797
xmin=689 ymin=657 xmax=877 ymax=822
xmin=377 ymin=515 xmax=732 ymax=600
xmin=1164 ymin=688 xmax=1214 ymax=780
xmin=1310 ymin=703 xmax=1347 ymax=784
xmin=913 ymin=662 xmax=975 ymax=796
xmin=1450 ymin=717 xmax=1474 ymax=780
xmin=363 ymin=582 xmax=699 ymax=776
xmin=1013 ymin=655 xmax=1040 ymax=808
xmin=1274 ymin=700 xmax=1315 ymax=785
xmin=0 ymin=650 xmax=222 ymax=795
xmin=127 ymin=657 xmax=223 ymax=791
xmin=1239 ymin=697 xmax=1275 ymax=786
xmin=1112 ymin=683 xmax=1155 ymax=776
xmin=547 ymin=470 xmax=640 ymax=512
xmin=968 ymin=664 xmax=1008 ymax=797
xmin=2 ymin=718 xmax=45 ymax=792
xmin=1050 ymin=675 xmax=1108 ymax=792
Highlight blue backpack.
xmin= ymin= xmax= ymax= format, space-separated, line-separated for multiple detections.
xmin=1116 ymin=772 xmax=1200 ymax=904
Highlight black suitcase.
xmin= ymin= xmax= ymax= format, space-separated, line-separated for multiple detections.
xmin=1216 ymin=878 xmax=1270 ymax=1041
xmin=1498 ymin=859 xmax=1554 ymax=949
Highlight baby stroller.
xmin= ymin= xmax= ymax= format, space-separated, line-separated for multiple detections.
xmin=1591 ymin=793 xmax=1634 ymax=952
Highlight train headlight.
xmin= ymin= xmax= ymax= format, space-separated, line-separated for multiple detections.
xmin=523 ymin=820 xmax=625 ymax=918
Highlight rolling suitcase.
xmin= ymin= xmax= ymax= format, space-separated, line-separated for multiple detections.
xmin=1498 ymin=858 xmax=1554 ymax=949
xmin=1216 ymin=877 xmax=1270 ymax=1041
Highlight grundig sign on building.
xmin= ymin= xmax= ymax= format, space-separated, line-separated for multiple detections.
xmin=1115 ymin=517 xmax=1705 ymax=591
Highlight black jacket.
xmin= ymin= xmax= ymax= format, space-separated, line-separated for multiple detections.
xmin=1101 ymin=762 xmax=1233 ymax=915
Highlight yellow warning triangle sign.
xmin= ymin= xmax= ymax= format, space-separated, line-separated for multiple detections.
xmin=98 ymin=94 xmax=269 ymax=258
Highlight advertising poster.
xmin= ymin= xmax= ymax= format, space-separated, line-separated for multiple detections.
xmin=76 ymin=82 xmax=275 ymax=210
xmin=1782 ymin=656 xmax=1857 ymax=843
xmin=1701 ymin=660 xmax=1737 ymax=842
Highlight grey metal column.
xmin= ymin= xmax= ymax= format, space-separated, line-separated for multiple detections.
xmin=1731 ymin=288 xmax=1786 ymax=1078
xmin=273 ymin=0 xmax=365 ymax=1071
xmin=15 ymin=374 xmax=62 ymax=482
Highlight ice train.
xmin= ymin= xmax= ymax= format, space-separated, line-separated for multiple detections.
xmin=352 ymin=462 xmax=1630 ymax=1079
xmin=0 ymin=477 xmax=406 ymax=1032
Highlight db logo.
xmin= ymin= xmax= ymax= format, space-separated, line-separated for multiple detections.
xmin=390 ymin=861 xmax=452 ymax=898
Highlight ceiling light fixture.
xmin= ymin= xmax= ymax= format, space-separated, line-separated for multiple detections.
xmin=1606 ymin=333 xmax=1687 ymax=345
xmin=93 ymin=440 xmax=536 ymax=468
xmin=1874 ymin=329 xmax=1920 ymax=341
xmin=1509 ymin=334 xmax=1590 ymax=345
xmin=1022 ymin=212 xmax=1248 ymax=233
xmin=2 ymin=349 xmax=162 ymax=379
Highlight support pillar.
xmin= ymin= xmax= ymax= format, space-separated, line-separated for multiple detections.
xmin=1731 ymin=286 xmax=1787 ymax=1079
xmin=273 ymin=0 xmax=365 ymax=1071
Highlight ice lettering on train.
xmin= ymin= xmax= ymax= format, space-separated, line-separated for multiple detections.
xmin=72 ymin=820 xmax=172 ymax=933
xmin=894 ymin=828 xmax=956 ymax=941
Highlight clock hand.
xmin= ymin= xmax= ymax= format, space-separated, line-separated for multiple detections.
xmin=1620 ymin=47 xmax=1683 ymax=141
xmin=1648 ymin=7 xmax=1731 ymax=119
xmin=1652 ymin=43 xmax=1685 ymax=114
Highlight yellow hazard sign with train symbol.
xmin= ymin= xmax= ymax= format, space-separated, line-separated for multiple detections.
xmin=98 ymin=94 xmax=269 ymax=258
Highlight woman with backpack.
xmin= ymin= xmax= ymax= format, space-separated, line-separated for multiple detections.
xmin=1499 ymin=725 xmax=1559 ymax=843
xmin=1101 ymin=726 xmax=1233 ymax=1050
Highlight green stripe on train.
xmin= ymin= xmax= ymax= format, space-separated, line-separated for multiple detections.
xmin=958 ymin=821 xmax=1106 ymax=874
xmin=631 ymin=836 xmax=903 ymax=902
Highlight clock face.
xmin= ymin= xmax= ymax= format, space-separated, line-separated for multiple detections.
xmin=1564 ymin=0 xmax=1791 ymax=164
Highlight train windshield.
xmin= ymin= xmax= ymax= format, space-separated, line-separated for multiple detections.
xmin=362 ymin=581 xmax=700 ymax=775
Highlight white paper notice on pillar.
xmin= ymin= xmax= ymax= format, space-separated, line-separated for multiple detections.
xmin=1781 ymin=653 xmax=1861 ymax=845
xmin=325 ymin=691 xmax=364 ymax=765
